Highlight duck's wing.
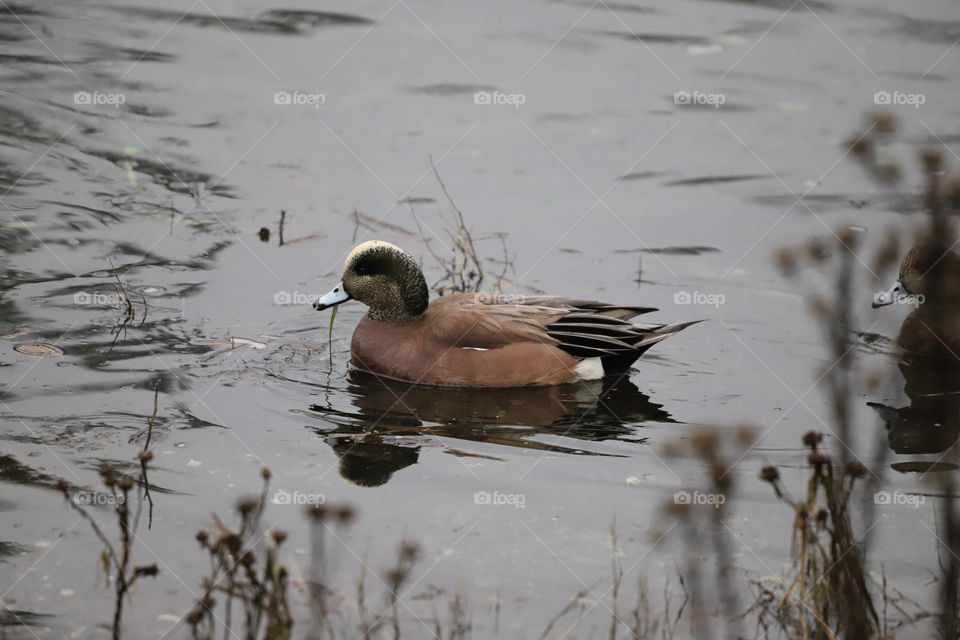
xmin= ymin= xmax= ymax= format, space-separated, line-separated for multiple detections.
xmin=426 ymin=293 xmax=672 ymax=355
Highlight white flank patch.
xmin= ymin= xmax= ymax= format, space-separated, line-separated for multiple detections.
xmin=574 ymin=357 xmax=604 ymax=380
xmin=461 ymin=347 xmax=488 ymax=351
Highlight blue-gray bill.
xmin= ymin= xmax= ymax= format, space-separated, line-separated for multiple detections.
xmin=314 ymin=281 xmax=352 ymax=311
xmin=872 ymin=280 xmax=907 ymax=308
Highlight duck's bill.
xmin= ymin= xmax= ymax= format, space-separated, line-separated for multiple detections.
xmin=872 ymin=280 xmax=907 ymax=308
xmin=313 ymin=281 xmax=352 ymax=311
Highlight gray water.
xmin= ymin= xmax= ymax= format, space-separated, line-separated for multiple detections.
xmin=1 ymin=0 xmax=958 ymax=637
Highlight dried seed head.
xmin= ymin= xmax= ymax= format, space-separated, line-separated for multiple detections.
xmin=802 ymin=431 xmax=823 ymax=449
xmin=399 ymin=541 xmax=420 ymax=561
xmin=735 ymin=425 xmax=757 ymax=447
xmin=55 ymin=479 xmax=70 ymax=495
xmin=385 ymin=568 xmax=409 ymax=585
xmin=196 ymin=531 xmax=209 ymax=545
xmin=807 ymin=238 xmax=829 ymax=263
xmin=845 ymin=461 xmax=868 ymax=479
xmin=774 ymin=247 xmax=797 ymax=275
xmin=117 ymin=476 xmax=134 ymax=491
xmin=261 ymin=467 xmax=272 ymax=480
xmin=920 ymin=148 xmax=944 ymax=174
xmin=271 ymin=530 xmax=288 ymax=545
xmin=335 ymin=505 xmax=356 ymax=524
xmin=689 ymin=430 xmax=719 ymax=459
xmin=222 ymin=533 xmax=242 ymax=556
xmin=871 ymin=112 xmax=896 ymax=134
xmin=138 ymin=450 xmax=154 ymax=463
xmin=236 ymin=497 xmax=260 ymax=515
xmin=846 ymin=135 xmax=871 ymax=158
xmin=837 ymin=227 xmax=859 ymax=251
xmin=759 ymin=465 xmax=779 ymax=484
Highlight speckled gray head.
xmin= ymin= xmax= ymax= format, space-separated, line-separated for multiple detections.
xmin=314 ymin=241 xmax=429 ymax=322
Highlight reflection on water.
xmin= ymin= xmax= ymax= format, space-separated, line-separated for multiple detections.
xmin=309 ymin=369 xmax=675 ymax=486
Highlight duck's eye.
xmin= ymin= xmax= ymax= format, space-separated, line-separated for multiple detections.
xmin=354 ymin=253 xmax=389 ymax=277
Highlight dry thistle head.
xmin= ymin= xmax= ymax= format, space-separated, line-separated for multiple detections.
xmin=876 ymin=162 xmax=902 ymax=184
xmin=334 ymin=505 xmax=356 ymax=524
xmin=689 ymin=429 xmax=719 ymax=460
xmin=735 ymin=425 xmax=757 ymax=447
xmin=240 ymin=551 xmax=256 ymax=568
xmin=196 ymin=531 xmax=209 ymax=546
xmin=385 ymin=567 xmax=409 ymax=585
xmin=802 ymin=431 xmax=823 ymax=450
xmin=99 ymin=464 xmax=116 ymax=487
xmin=806 ymin=238 xmax=829 ymax=263
xmin=220 ymin=532 xmax=242 ymax=556
xmin=138 ymin=449 xmax=154 ymax=463
xmin=920 ymin=148 xmax=944 ymax=174
xmin=117 ymin=476 xmax=134 ymax=491
xmin=261 ymin=467 xmax=272 ymax=480
xmin=236 ymin=496 xmax=260 ymax=516
xmin=845 ymin=461 xmax=868 ymax=479
xmin=846 ymin=134 xmax=871 ymax=159
xmin=837 ymin=227 xmax=860 ymax=251
xmin=271 ymin=530 xmax=288 ymax=545
xmin=398 ymin=541 xmax=420 ymax=562
xmin=774 ymin=247 xmax=798 ymax=276
xmin=870 ymin=111 xmax=896 ymax=134
xmin=759 ymin=465 xmax=779 ymax=484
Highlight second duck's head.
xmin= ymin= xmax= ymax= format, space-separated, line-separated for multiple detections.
xmin=873 ymin=243 xmax=960 ymax=309
xmin=314 ymin=241 xmax=428 ymax=322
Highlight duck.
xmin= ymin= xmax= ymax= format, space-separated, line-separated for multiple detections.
xmin=873 ymin=243 xmax=960 ymax=359
xmin=312 ymin=240 xmax=698 ymax=388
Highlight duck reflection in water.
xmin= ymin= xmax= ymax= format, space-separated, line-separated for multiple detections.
xmin=872 ymin=243 xmax=960 ymax=464
xmin=310 ymin=369 xmax=676 ymax=487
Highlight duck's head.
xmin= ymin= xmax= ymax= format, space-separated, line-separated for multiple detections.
xmin=873 ymin=243 xmax=960 ymax=308
xmin=314 ymin=241 xmax=428 ymax=322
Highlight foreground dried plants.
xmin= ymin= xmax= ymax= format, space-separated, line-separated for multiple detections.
xmin=55 ymin=114 xmax=960 ymax=639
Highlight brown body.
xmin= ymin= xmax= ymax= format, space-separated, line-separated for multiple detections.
xmin=351 ymin=294 xmax=581 ymax=387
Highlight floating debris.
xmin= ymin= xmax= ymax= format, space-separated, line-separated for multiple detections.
xmin=14 ymin=343 xmax=63 ymax=357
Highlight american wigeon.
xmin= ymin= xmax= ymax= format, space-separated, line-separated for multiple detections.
xmin=313 ymin=241 xmax=698 ymax=387
xmin=873 ymin=243 xmax=960 ymax=358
